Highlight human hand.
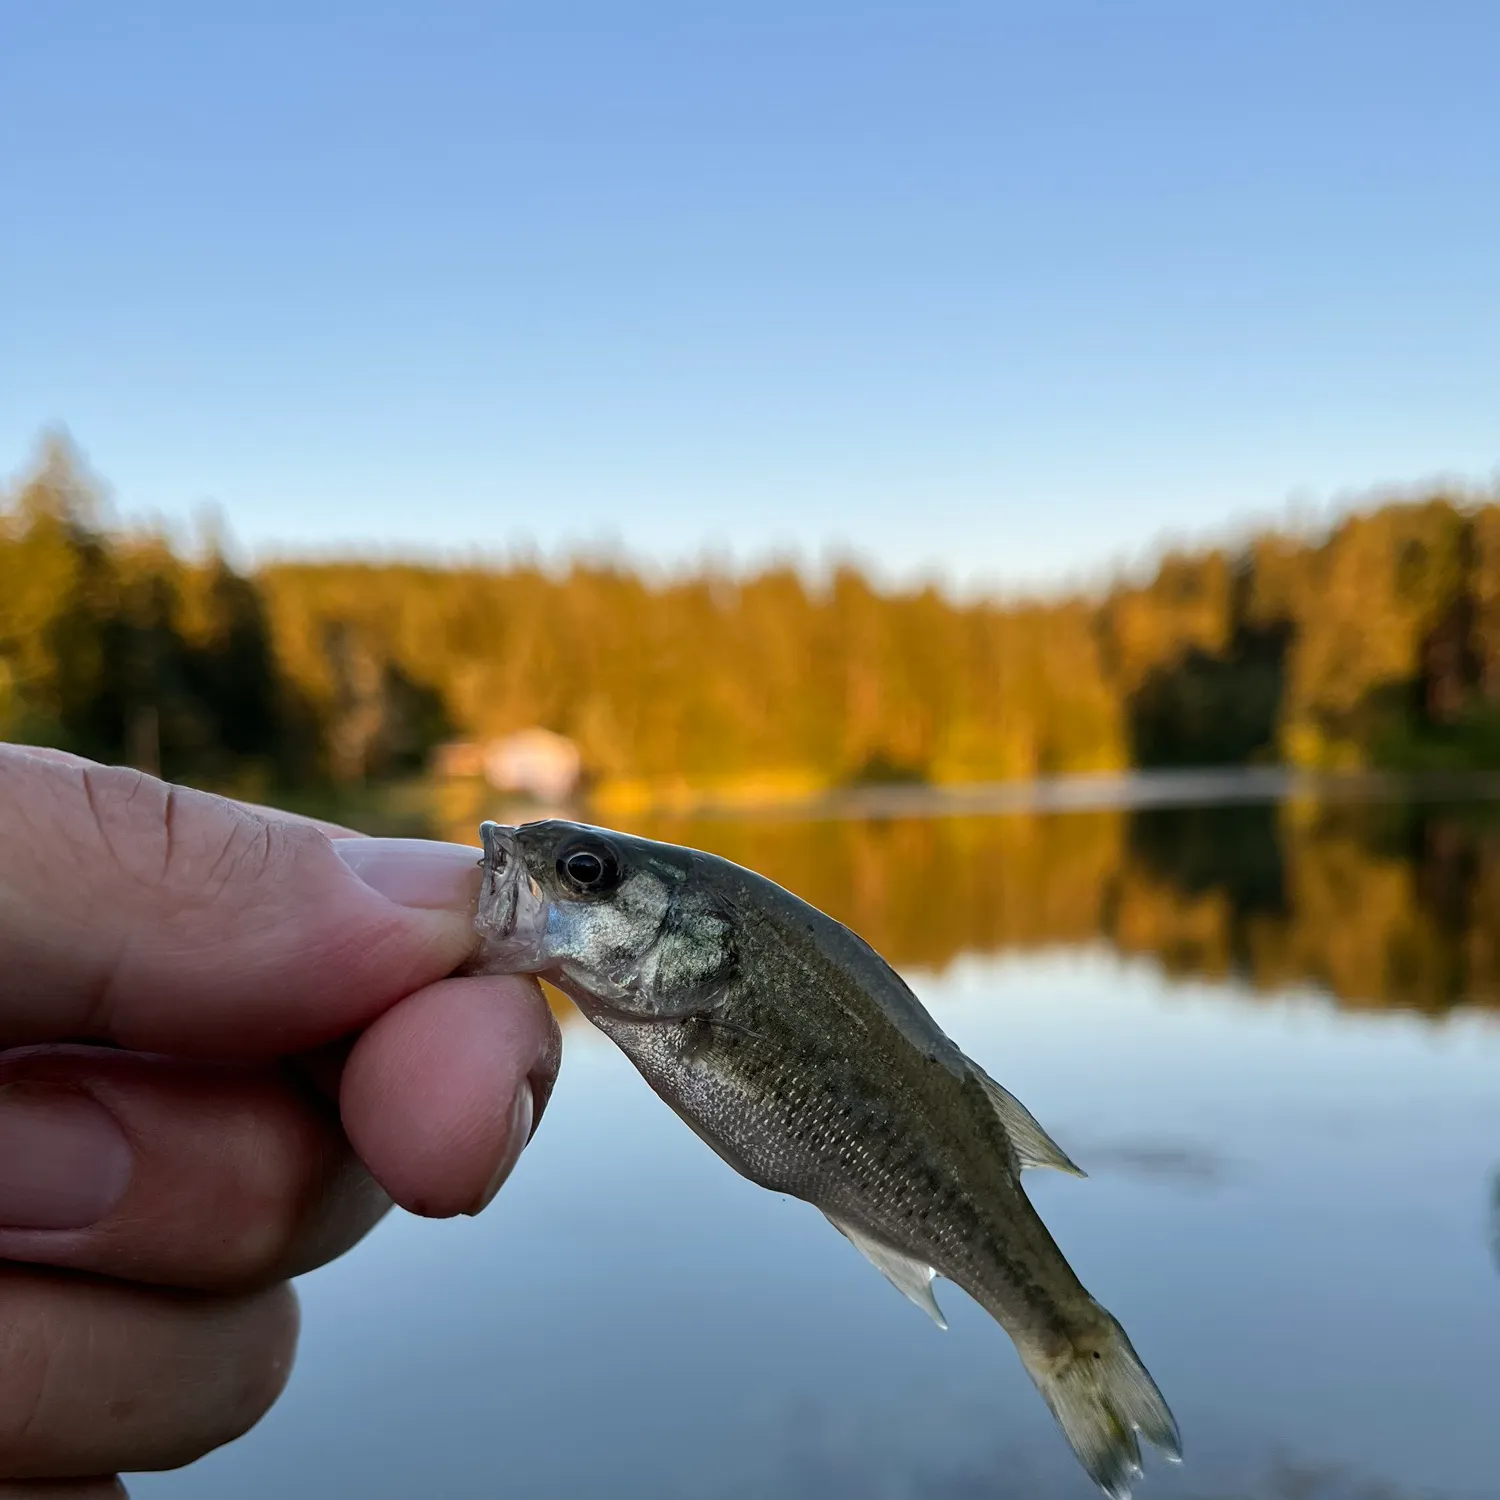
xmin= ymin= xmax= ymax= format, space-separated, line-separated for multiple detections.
xmin=0 ymin=746 xmax=560 ymax=1497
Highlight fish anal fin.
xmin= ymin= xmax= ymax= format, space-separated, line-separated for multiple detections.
xmin=969 ymin=1062 xmax=1086 ymax=1178
xmin=822 ymin=1211 xmax=948 ymax=1330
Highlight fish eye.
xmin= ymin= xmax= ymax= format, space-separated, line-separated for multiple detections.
xmin=556 ymin=840 xmax=622 ymax=896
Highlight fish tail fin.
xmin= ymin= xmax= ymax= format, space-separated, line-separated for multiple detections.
xmin=1022 ymin=1309 xmax=1181 ymax=1500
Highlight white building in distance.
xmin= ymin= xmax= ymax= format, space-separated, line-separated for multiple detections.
xmin=482 ymin=727 xmax=582 ymax=803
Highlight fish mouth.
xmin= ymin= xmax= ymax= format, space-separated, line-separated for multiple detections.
xmin=473 ymin=821 xmax=549 ymax=971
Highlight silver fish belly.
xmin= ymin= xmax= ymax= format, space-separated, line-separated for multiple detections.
xmin=472 ymin=818 xmax=1181 ymax=1498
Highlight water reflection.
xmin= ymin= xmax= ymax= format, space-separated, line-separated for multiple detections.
xmin=1208 ymin=1460 xmax=1454 ymax=1500
xmin=1490 ymin=1170 xmax=1500 ymax=1273
xmin=1062 ymin=1138 xmax=1235 ymax=1190
xmin=423 ymin=781 xmax=1500 ymax=1017
xmin=722 ymin=1444 xmax=1457 ymax=1500
xmin=127 ymin=901 xmax=1500 ymax=1500
xmin=207 ymin=785 xmax=1500 ymax=1499
xmin=554 ymin=799 xmax=1500 ymax=1018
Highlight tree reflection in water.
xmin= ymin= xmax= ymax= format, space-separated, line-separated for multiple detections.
xmin=442 ymin=794 xmax=1500 ymax=1028
xmin=596 ymin=798 xmax=1500 ymax=1019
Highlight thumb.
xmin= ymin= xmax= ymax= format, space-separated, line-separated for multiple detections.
xmin=0 ymin=747 xmax=485 ymax=1056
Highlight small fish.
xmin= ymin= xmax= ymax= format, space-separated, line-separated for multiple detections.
xmin=472 ymin=819 xmax=1181 ymax=1498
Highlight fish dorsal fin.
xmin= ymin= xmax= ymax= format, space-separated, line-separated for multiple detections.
xmin=969 ymin=1062 xmax=1087 ymax=1178
xmin=822 ymin=1211 xmax=948 ymax=1330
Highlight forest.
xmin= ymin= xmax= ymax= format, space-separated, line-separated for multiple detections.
xmin=4 ymin=432 xmax=1500 ymax=798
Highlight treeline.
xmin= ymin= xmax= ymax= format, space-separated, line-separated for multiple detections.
xmin=4 ymin=433 xmax=1500 ymax=790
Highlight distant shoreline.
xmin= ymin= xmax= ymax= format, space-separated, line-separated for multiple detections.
xmin=588 ymin=765 xmax=1500 ymax=822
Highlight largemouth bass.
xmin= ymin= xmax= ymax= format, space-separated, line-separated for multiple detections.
xmin=472 ymin=819 xmax=1181 ymax=1498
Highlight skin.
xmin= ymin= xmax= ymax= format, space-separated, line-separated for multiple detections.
xmin=0 ymin=747 xmax=560 ymax=1494
xmin=476 ymin=820 xmax=1177 ymax=1499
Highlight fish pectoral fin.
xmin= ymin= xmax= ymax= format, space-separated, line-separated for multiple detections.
xmin=968 ymin=1062 xmax=1087 ymax=1178
xmin=822 ymin=1212 xmax=948 ymax=1331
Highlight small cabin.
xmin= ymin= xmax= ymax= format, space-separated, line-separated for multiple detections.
xmin=482 ymin=727 xmax=582 ymax=803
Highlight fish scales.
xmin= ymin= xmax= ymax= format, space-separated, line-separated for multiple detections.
xmin=473 ymin=819 xmax=1181 ymax=1499
xmin=679 ymin=870 xmax=1090 ymax=1352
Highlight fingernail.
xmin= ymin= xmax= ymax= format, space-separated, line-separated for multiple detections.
xmin=0 ymin=1083 xmax=133 ymax=1230
xmin=466 ymin=1084 xmax=535 ymax=1216
xmin=334 ymin=838 xmax=484 ymax=912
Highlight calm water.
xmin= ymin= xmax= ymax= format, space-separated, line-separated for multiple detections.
xmin=133 ymin=794 xmax=1500 ymax=1500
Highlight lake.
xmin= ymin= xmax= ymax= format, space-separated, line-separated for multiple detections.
xmin=132 ymin=787 xmax=1500 ymax=1500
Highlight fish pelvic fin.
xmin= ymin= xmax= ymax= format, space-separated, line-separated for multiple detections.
xmin=822 ymin=1212 xmax=948 ymax=1330
xmin=1023 ymin=1310 xmax=1181 ymax=1500
xmin=968 ymin=1062 xmax=1086 ymax=1178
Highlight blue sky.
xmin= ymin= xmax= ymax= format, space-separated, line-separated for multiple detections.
xmin=2 ymin=2 xmax=1497 ymax=591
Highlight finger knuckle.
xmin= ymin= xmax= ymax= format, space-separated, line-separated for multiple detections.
xmin=0 ymin=1275 xmax=298 ymax=1479
xmin=62 ymin=764 xmax=306 ymax=916
xmin=190 ymin=1113 xmax=370 ymax=1288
